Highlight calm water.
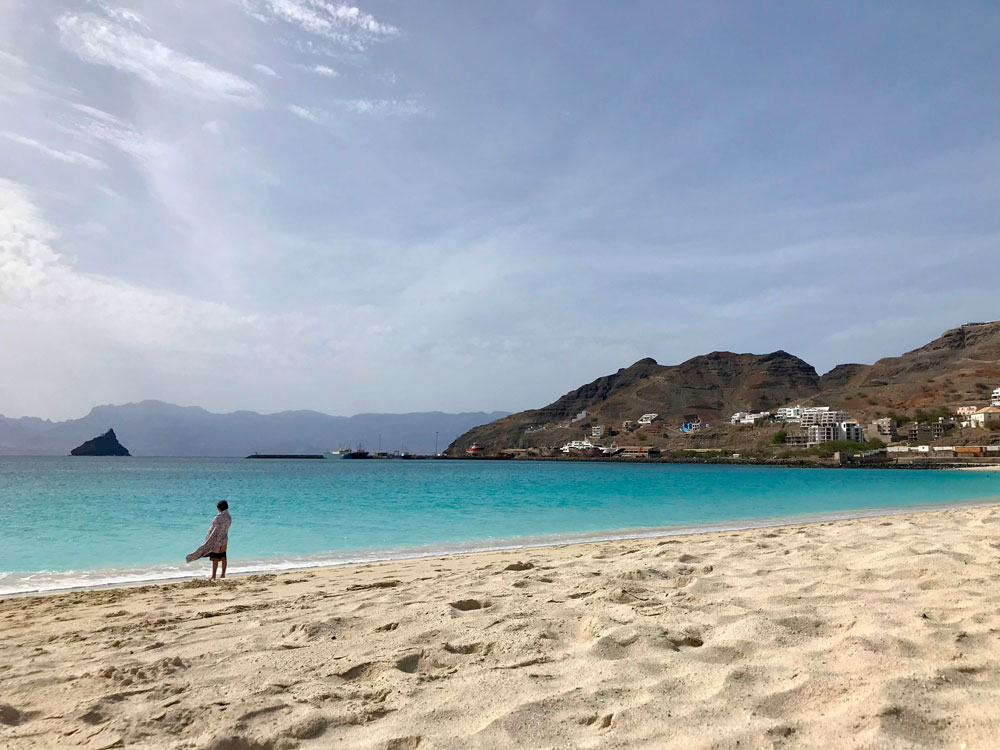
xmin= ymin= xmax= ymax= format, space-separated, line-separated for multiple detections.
xmin=2 ymin=457 xmax=999 ymax=594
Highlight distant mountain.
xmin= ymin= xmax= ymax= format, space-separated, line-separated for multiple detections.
xmin=0 ymin=401 xmax=509 ymax=456
xmin=449 ymin=322 xmax=1000 ymax=453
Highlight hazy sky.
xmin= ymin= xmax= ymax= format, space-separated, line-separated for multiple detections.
xmin=1 ymin=1 xmax=998 ymax=420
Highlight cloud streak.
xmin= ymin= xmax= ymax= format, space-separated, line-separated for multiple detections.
xmin=57 ymin=12 xmax=261 ymax=104
xmin=237 ymin=0 xmax=398 ymax=51
xmin=0 ymin=131 xmax=105 ymax=169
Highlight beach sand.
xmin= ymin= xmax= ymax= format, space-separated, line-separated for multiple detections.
xmin=3 ymin=506 xmax=1000 ymax=749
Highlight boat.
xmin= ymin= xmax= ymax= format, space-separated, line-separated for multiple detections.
xmin=327 ymin=444 xmax=370 ymax=459
xmin=465 ymin=443 xmax=485 ymax=456
xmin=340 ymin=446 xmax=370 ymax=459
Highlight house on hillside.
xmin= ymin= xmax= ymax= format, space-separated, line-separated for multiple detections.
xmin=730 ymin=411 xmax=771 ymax=425
xmin=681 ymin=414 xmax=706 ymax=433
xmin=622 ymin=420 xmax=637 ymax=432
xmin=800 ymin=407 xmax=851 ymax=426
xmin=775 ymin=405 xmax=803 ymax=422
xmin=869 ymin=417 xmax=896 ymax=437
xmin=992 ymin=388 xmax=1000 ymax=407
xmin=637 ymin=413 xmax=659 ymax=426
xmin=906 ymin=422 xmax=945 ymax=442
xmin=840 ymin=420 xmax=865 ymax=443
xmin=970 ymin=406 xmax=1000 ymax=428
xmin=591 ymin=424 xmax=607 ymax=439
xmin=956 ymin=405 xmax=980 ymax=417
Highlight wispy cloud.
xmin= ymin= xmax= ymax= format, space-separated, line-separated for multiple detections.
xmin=62 ymin=103 xmax=164 ymax=162
xmin=0 ymin=131 xmax=105 ymax=169
xmin=237 ymin=0 xmax=398 ymax=51
xmin=303 ymin=63 xmax=338 ymax=77
xmin=95 ymin=3 xmax=149 ymax=31
xmin=337 ymin=98 xmax=425 ymax=116
xmin=57 ymin=13 xmax=261 ymax=104
xmin=288 ymin=104 xmax=321 ymax=122
xmin=254 ymin=63 xmax=278 ymax=77
xmin=287 ymin=98 xmax=425 ymax=124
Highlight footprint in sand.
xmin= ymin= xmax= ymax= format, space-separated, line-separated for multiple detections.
xmin=0 ymin=703 xmax=22 ymax=726
xmin=503 ymin=561 xmax=535 ymax=571
xmin=449 ymin=599 xmax=492 ymax=612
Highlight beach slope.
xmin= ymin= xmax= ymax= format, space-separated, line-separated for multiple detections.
xmin=3 ymin=505 xmax=1000 ymax=749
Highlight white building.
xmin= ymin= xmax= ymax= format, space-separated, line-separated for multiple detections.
xmin=730 ymin=411 xmax=771 ymax=425
xmin=992 ymin=388 xmax=1000 ymax=407
xmin=970 ymin=406 xmax=1000 ymax=428
xmin=956 ymin=405 xmax=980 ymax=417
xmin=805 ymin=420 xmax=865 ymax=446
xmin=775 ymin=405 xmax=803 ymax=422
xmin=637 ymin=413 xmax=659 ymax=425
xmin=800 ymin=407 xmax=851 ymax=426
xmin=591 ymin=424 xmax=606 ymax=438
xmin=561 ymin=440 xmax=596 ymax=453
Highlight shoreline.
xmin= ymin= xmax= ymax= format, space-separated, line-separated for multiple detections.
xmin=4 ymin=502 xmax=1000 ymax=748
xmin=5 ymin=496 xmax=999 ymax=599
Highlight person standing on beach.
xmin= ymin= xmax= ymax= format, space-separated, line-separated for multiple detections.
xmin=185 ymin=500 xmax=232 ymax=579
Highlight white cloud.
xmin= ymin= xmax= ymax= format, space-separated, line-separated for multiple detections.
xmin=308 ymin=64 xmax=338 ymax=77
xmin=254 ymin=63 xmax=278 ymax=77
xmin=288 ymin=104 xmax=320 ymax=122
xmin=337 ymin=98 xmax=425 ymax=116
xmin=63 ymin=103 xmax=164 ymax=162
xmin=57 ymin=12 xmax=261 ymax=104
xmin=96 ymin=3 xmax=149 ymax=30
xmin=237 ymin=0 xmax=398 ymax=51
xmin=0 ymin=178 xmax=322 ymax=395
xmin=0 ymin=131 xmax=106 ymax=169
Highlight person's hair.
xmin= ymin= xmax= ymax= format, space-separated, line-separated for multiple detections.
xmin=217 ymin=500 xmax=229 ymax=511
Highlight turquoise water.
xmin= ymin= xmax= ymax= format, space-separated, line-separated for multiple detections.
xmin=2 ymin=457 xmax=999 ymax=594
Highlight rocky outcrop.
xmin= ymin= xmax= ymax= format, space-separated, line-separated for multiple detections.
xmin=70 ymin=429 xmax=131 ymax=456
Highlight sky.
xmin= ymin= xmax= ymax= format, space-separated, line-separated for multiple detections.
xmin=1 ymin=1 xmax=999 ymax=420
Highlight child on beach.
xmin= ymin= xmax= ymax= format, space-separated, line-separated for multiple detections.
xmin=185 ymin=500 xmax=232 ymax=579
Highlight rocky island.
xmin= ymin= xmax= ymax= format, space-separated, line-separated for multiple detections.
xmin=70 ymin=428 xmax=131 ymax=456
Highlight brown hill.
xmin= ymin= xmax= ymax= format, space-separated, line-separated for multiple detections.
xmin=449 ymin=322 xmax=1000 ymax=454
xmin=449 ymin=350 xmax=822 ymax=454
xmin=817 ymin=321 xmax=1000 ymax=415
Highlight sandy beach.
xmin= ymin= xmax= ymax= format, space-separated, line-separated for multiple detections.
xmin=3 ymin=505 xmax=1000 ymax=749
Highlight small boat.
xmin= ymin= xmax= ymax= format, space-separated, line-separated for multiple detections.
xmin=465 ymin=443 xmax=485 ymax=456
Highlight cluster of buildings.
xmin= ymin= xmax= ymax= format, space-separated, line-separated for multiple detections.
xmin=729 ymin=384 xmax=1000 ymax=451
xmin=732 ymin=405 xmax=865 ymax=446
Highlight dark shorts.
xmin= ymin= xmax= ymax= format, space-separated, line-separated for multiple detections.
xmin=209 ymin=551 xmax=227 ymax=560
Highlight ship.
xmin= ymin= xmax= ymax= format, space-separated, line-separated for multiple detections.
xmin=340 ymin=445 xmax=370 ymax=459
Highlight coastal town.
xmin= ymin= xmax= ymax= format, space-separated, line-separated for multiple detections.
xmin=464 ymin=386 xmax=1000 ymax=465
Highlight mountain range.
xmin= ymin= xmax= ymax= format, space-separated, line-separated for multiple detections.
xmin=0 ymin=401 xmax=508 ymax=456
xmin=449 ymin=322 xmax=1000 ymax=453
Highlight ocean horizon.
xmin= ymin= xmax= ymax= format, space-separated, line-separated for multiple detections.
xmin=3 ymin=456 xmax=999 ymax=596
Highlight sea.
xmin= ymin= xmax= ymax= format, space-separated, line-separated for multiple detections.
xmin=2 ymin=456 xmax=999 ymax=596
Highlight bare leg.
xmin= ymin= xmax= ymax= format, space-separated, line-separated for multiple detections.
xmin=211 ymin=559 xmax=219 ymax=579
xmin=220 ymin=558 xmax=227 ymax=578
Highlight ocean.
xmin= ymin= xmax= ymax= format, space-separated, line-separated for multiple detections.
xmin=2 ymin=457 xmax=998 ymax=595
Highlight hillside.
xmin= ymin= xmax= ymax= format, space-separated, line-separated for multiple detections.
xmin=0 ymin=401 xmax=508 ymax=456
xmin=449 ymin=322 xmax=1000 ymax=454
